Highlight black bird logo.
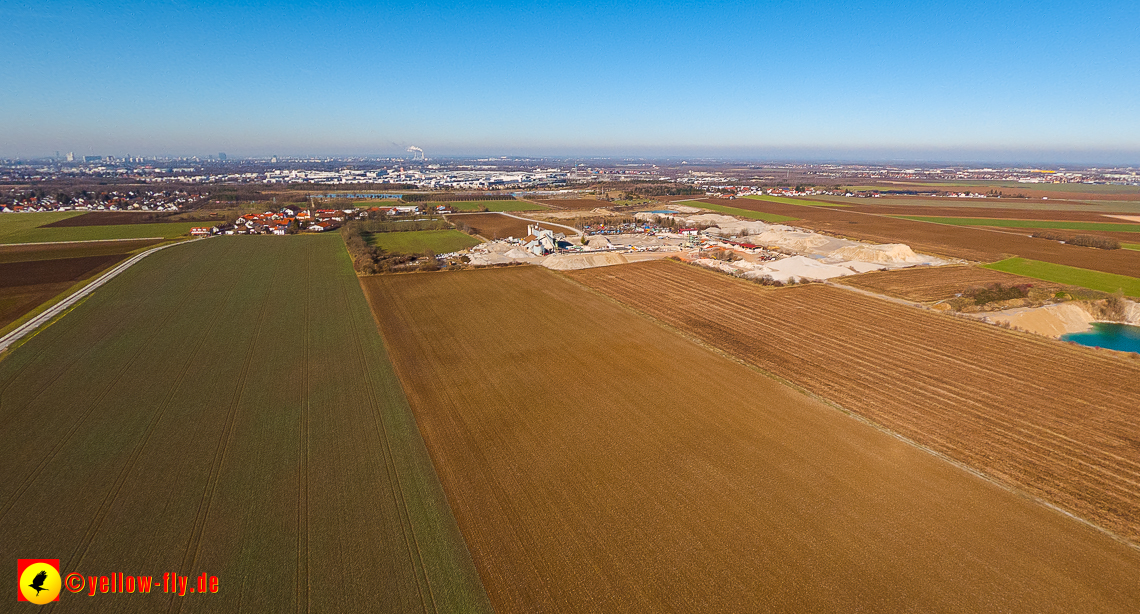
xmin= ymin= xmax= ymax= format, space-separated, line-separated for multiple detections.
xmin=28 ymin=570 xmax=48 ymax=596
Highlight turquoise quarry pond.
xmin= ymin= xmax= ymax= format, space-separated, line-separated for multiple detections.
xmin=1061 ymin=322 xmax=1140 ymax=354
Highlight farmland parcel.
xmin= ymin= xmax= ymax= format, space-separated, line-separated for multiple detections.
xmin=363 ymin=266 xmax=1140 ymax=613
xmin=0 ymin=235 xmax=489 ymax=613
xmin=569 ymin=260 xmax=1140 ymax=545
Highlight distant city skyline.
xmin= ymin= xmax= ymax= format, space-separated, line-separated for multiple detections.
xmin=2 ymin=1 xmax=1138 ymax=164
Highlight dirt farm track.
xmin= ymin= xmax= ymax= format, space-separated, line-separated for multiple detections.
xmin=568 ymin=260 xmax=1140 ymax=546
xmin=364 ymin=266 xmax=1140 ymax=613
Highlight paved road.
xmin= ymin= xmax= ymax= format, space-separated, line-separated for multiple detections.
xmin=0 ymin=238 xmax=205 ymax=354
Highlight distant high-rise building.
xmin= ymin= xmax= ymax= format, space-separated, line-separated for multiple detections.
xmin=218 ymin=152 xmax=227 ymax=161
xmin=55 ymin=151 xmax=60 ymax=159
xmin=66 ymin=152 xmax=74 ymax=162
xmin=270 ymin=155 xmax=278 ymax=163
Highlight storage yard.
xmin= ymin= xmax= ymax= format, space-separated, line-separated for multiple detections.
xmin=363 ymin=266 xmax=1140 ymax=613
xmin=567 ymin=260 xmax=1140 ymax=544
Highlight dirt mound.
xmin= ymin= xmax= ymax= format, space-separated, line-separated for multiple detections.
xmin=540 ymin=252 xmax=629 ymax=270
xmin=827 ymin=243 xmax=923 ymax=264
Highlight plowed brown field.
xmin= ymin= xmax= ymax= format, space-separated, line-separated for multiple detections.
xmin=836 ymin=265 xmax=1067 ymax=302
xmin=533 ymin=198 xmax=610 ymax=210
xmin=40 ymin=211 xmax=167 ymax=226
xmin=0 ymin=238 xmax=162 ymax=263
xmin=568 ymin=260 xmax=1140 ymax=545
xmin=446 ymin=212 xmax=530 ymax=239
xmin=708 ymin=198 xmax=1140 ymax=276
xmin=364 ymin=266 xmax=1140 ymax=613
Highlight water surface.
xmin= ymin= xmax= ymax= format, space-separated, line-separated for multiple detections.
xmin=1062 ymin=322 xmax=1140 ymax=354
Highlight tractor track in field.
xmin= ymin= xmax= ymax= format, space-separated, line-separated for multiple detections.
xmin=0 ymin=248 xmax=220 ymax=525
xmin=62 ymin=247 xmax=246 ymax=576
xmin=170 ymin=251 xmax=286 ymax=614
xmin=297 ymin=243 xmax=311 ymax=614
xmin=340 ymin=274 xmax=438 ymax=613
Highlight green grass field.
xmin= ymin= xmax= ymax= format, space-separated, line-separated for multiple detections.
xmin=0 ymin=211 xmax=81 ymax=240
xmin=445 ymin=200 xmax=545 ymax=212
xmin=983 ymin=257 xmax=1140 ymax=298
xmin=0 ymin=235 xmax=492 ymax=612
xmin=696 ymin=201 xmax=799 ymax=222
xmin=870 ymin=181 xmax=1140 ymax=195
xmin=742 ymin=195 xmax=852 ymax=207
xmin=0 ymin=221 xmax=203 ymax=244
xmin=893 ymin=216 xmax=1140 ymax=233
xmin=1124 ymin=243 xmax=1140 ymax=251
xmin=368 ymin=229 xmax=481 ymax=253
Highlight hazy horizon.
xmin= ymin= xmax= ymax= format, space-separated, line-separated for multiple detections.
xmin=3 ymin=1 xmax=1138 ymax=165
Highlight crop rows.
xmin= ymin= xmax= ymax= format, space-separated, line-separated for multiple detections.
xmin=364 ymin=265 xmax=1140 ymax=613
xmin=0 ymin=236 xmax=489 ymax=613
xmin=568 ymin=260 xmax=1140 ymax=544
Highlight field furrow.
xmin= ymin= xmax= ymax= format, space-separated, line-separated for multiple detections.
xmin=364 ymin=265 xmax=1140 ymax=613
xmin=567 ymin=260 xmax=1140 ymax=543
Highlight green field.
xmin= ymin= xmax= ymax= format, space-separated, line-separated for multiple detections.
xmin=742 ymin=194 xmax=852 ymax=207
xmin=894 ymin=215 xmax=1140 ymax=233
xmin=445 ymin=200 xmax=545 ymax=212
xmin=368 ymin=229 xmax=481 ymax=254
xmin=0 ymin=235 xmax=492 ymax=612
xmin=1124 ymin=243 xmax=1140 ymax=252
xmin=696 ymin=201 xmax=799 ymax=222
xmin=983 ymin=257 xmax=1140 ymax=298
xmin=863 ymin=181 xmax=1140 ymax=195
xmin=0 ymin=221 xmax=204 ymax=244
xmin=0 ymin=211 xmax=81 ymax=240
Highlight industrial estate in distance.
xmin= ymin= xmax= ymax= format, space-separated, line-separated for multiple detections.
xmin=5 ymin=150 xmax=1140 ymax=611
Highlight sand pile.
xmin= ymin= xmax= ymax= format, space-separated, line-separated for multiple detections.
xmin=504 ymin=248 xmax=534 ymax=259
xmin=747 ymin=256 xmax=859 ymax=283
xmin=587 ymin=235 xmax=613 ymax=249
xmin=540 ymin=252 xmax=630 ymax=270
xmin=827 ymin=243 xmax=924 ymax=264
xmin=985 ymin=303 xmax=1096 ymax=338
xmin=749 ymin=230 xmax=830 ymax=252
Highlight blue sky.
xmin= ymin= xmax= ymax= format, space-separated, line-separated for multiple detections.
xmin=2 ymin=0 xmax=1138 ymax=162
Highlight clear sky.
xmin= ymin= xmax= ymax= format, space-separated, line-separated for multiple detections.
xmin=2 ymin=0 xmax=1138 ymax=163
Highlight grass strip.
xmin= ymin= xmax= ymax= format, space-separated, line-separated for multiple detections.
xmin=983 ymin=257 xmax=1140 ymax=298
xmin=0 ymin=221 xmax=203 ymax=244
xmin=894 ymin=216 xmax=1140 ymax=233
xmin=742 ymin=195 xmax=852 ymax=207
xmin=367 ymin=229 xmax=481 ymax=254
xmin=696 ymin=201 xmax=799 ymax=222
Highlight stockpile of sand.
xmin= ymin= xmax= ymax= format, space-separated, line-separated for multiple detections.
xmin=748 ymin=230 xmax=830 ymax=252
xmin=747 ymin=256 xmax=860 ymax=283
xmin=587 ymin=235 xmax=613 ymax=249
xmin=540 ymin=252 xmax=630 ymax=270
xmin=504 ymin=248 xmax=534 ymax=259
xmin=986 ymin=303 xmax=1096 ymax=338
xmin=827 ymin=243 xmax=925 ymax=264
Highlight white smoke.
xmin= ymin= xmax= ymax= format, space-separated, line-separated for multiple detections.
xmin=406 ymin=145 xmax=424 ymax=160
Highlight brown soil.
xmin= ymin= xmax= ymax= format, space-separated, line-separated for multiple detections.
xmin=0 ymin=239 xmax=162 ymax=263
xmin=708 ymin=199 xmax=1140 ymax=275
xmin=0 ymin=254 xmax=126 ymax=288
xmin=363 ymin=266 xmax=1140 ymax=613
xmin=533 ymin=198 xmax=612 ymax=210
xmin=837 ymin=265 xmax=1069 ymax=302
xmin=446 ymin=212 xmax=531 ymax=239
xmin=0 ymin=282 xmax=74 ymax=330
xmin=850 ymin=205 xmax=1140 ymax=223
xmin=568 ymin=260 xmax=1140 ymax=545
